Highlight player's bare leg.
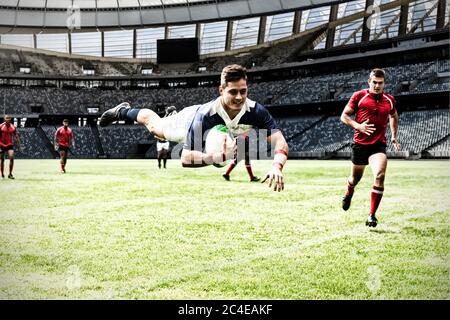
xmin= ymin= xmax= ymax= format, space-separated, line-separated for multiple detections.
xmin=366 ymin=153 xmax=388 ymax=227
xmin=1 ymin=154 xmax=4 ymax=178
xmin=342 ymin=164 xmax=365 ymax=210
xmin=7 ymin=150 xmax=15 ymax=179
xmin=60 ymin=150 xmax=66 ymax=173
xmin=100 ymin=102 xmax=166 ymax=140
xmin=157 ymin=149 xmax=167 ymax=169
xmin=136 ymin=109 xmax=165 ymax=139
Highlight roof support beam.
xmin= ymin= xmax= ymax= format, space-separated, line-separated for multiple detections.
xmin=257 ymin=15 xmax=267 ymax=45
xmin=325 ymin=4 xmax=338 ymax=49
xmin=133 ymin=29 xmax=137 ymax=58
xmin=225 ymin=20 xmax=233 ymax=51
xmin=68 ymin=32 xmax=72 ymax=54
xmin=436 ymin=0 xmax=446 ymax=29
xmin=398 ymin=1 xmax=409 ymax=36
xmin=292 ymin=10 xmax=301 ymax=34
xmin=101 ymin=31 xmax=104 ymax=57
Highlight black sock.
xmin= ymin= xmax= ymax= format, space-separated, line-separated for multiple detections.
xmin=120 ymin=108 xmax=140 ymax=121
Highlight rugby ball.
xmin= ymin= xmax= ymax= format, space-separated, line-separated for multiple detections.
xmin=204 ymin=124 xmax=235 ymax=167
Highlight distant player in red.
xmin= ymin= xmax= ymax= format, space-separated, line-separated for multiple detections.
xmin=222 ymin=134 xmax=260 ymax=182
xmin=340 ymin=68 xmax=400 ymax=227
xmin=54 ymin=119 xmax=75 ymax=173
xmin=0 ymin=115 xmax=21 ymax=179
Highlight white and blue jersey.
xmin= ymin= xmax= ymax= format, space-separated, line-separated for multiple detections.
xmin=182 ymin=97 xmax=279 ymax=152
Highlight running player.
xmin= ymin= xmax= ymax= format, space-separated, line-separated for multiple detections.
xmin=340 ymin=68 xmax=400 ymax=227
xmin=54 ymin=119 xmax=75 ymax=173
xmin=0 ymin=115 xmax=21 ymax=179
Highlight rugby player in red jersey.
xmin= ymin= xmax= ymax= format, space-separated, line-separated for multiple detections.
xmin=340 ymin=68 xmax=400 ymax=227
xmin=0 ymin=115 xmax=21 ymax=179
xmin=54 ymin=119 xmax=75 ymax=173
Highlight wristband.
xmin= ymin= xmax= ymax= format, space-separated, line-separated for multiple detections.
xmin=275 ymin=149 xmax=288 ymax=157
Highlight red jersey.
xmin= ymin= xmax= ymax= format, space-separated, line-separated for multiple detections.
xmin=55 ymin=126 xmax=74 ymax=147
xmin=347 ymin=89 xmax=396 ymax=145
xmin=0 ymin=122 xmax=17 ymax=147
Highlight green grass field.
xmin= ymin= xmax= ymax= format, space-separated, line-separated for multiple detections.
xmin=0 ymin=159 xmax=448 ymax=299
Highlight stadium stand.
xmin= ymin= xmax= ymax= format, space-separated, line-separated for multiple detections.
xmin=14 ymin=127 xmax=53 ymax=159
xmin=425 ymin=135 xmax=450 ymax=158
xmin=287 ymin=116 xmax=354 ymax=156
xmin=98 ymin=125 xmax=156 ymax=159
xmin=1 ymin=59 xmax=447 ymax=118
xmin=386 ymin=109 xmax=450 ymax=154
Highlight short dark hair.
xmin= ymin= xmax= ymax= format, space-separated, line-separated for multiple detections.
xmin=370 ymin=68 xmax=385 ymax=79
xmin=63 ymin=119 xmax=70 ymax=123
xmin=220 ymin=64 xmax=247 ymax=88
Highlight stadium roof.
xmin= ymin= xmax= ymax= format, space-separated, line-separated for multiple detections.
xmin=0 ymin=0 xmax=445 ymax=59
xmin=0 ymin=0 xmax=345 ymax=32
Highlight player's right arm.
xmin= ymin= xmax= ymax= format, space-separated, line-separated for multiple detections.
xmin=180 ymin=113 xmax=235 ymax=167
xmin=181 ymin=135 xmax=236 ymax=167
xmin=340 ymin=99 xmax=375 ymax=136
xmin=181 ymin=149 xmax=225 ymax=167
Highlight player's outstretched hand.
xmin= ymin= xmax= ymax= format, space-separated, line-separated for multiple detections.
xmin=262 ymin=167 xmax=284 ymax=192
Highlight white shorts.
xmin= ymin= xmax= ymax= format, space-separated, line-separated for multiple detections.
xmin=156 ymin=141 xmax=170 ymax=152
xmin=161 ymin=105 xmax=199 ymax=143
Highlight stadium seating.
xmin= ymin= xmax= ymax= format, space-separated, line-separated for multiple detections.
xmin=426 ymin=135 xmax=450 ymax=157
xmin=1 ymin=59 xmax=448 ymax=117
xmin=14 ymin=127 xmax=52 ymax=159
xmin=7 ymin=107 xmax=449 ymax=160
xmin=385 ymin=109 xmax=450 ymax=153
xmin=287 ymin=116 xmax=354 ymax=153
xmin=98 ymin=125 xmax=155 ymax=158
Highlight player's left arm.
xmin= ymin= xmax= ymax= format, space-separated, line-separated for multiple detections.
xmin=262 ymin=131 xmax=288 ymax=192
xmin=389 ymin=108 xmax=400 ymax=151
